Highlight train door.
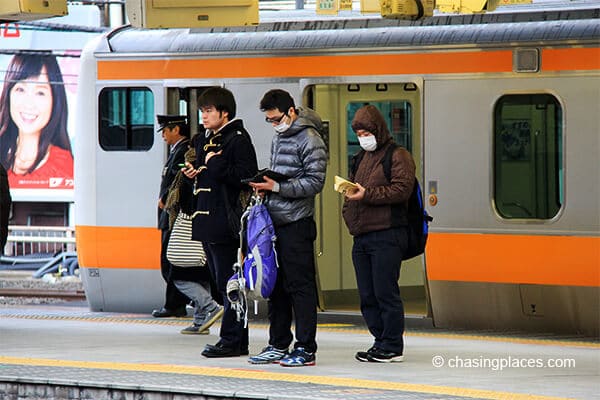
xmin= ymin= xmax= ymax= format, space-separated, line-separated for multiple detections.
xmin=305 ymin=82 xmax=428 ymax=316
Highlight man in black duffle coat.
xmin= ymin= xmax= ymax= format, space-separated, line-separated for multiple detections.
xmin=183 ymin=87 xmax=258 ymax=357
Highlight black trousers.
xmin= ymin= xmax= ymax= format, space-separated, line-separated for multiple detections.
xmin=205 ymin=241 xmax=248 ymax=351
xmin=268 ymin=218 xmax=318 ymax=353
xmin=160 ymin=229 xmax=190 ymax=310
xmin=352 ymin=227 xmax=407 ymax=355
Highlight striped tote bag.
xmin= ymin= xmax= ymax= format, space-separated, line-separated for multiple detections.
xmin=167 ymin=211 xmax=206 ymax=267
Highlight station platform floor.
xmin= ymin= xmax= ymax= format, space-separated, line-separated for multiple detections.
xmin=0 ymin=302 xmax=598 ymax=400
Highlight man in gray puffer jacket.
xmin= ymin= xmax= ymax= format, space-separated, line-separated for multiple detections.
xmin=249 ymin=89 xmax=327 ymax=367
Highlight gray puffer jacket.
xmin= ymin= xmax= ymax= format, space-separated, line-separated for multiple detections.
xmin=266 ymin=108 xmax=328 ymax=226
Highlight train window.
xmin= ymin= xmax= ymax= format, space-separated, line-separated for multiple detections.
xmin=99 ymin=87 xmax=154 ymax=151
xmin=494 ymin=94 xmax=563 ymax=219
xmin=346 ymin=101 xmax=412 ymax=175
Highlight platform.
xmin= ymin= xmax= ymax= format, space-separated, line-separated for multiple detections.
xmin=0 ymin=303 xmax=598 ymax=400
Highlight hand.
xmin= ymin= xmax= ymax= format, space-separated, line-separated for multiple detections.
xmin=344 ymin=182 xmax=365 ymax=201
xmin=182 ymin=162 xmax=198 ymax=178
xmin=205 ymin=150 xmax=222 ymax=164
xmin=253 ymin=187 xmax=265 ymax=198
xmin=158 ymin=199 xmax=165 ymax=209
xmin=249 ymin=176 xmax=276 ymax=193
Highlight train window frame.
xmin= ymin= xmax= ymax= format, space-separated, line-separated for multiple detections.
xmin=98 ymin=87 xmax=155 ymax=151
xmin=493 ymin=93 xmax=563 ymax=220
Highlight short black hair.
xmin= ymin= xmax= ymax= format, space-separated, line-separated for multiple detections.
xmin=198 ymin=87 xmax=236 ymax=119
xmin=260 ymin=89 xmax=295 ymax=113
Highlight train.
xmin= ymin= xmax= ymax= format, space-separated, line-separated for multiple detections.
xmin=73 ymin=5 xmax=600 ymax=336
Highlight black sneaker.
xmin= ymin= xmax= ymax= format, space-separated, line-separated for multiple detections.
xmin=366 ymin=348 xmax=404 ymax=363
xmin=355 ymin=346 xmax=377 ymax=362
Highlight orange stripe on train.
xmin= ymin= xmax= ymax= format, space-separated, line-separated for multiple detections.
xmin=426 ymin=233 xmax=600 ymax=287
xmin=76 ymin=225 xmax=160 ymax=270
xmin=77 ymin=226 xmax=600 ymax=287
xmin=97 ymin=50 xmax=514 ymax=80
xmin=542 ymin=48 xmax=600 ymax=71
xmin=96 ymin=47 xmax=600 ymax=81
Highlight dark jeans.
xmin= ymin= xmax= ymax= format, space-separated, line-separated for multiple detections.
xmin=268 ymin=218 xmax=318 ymax=353
xmin=204 ymin=241 xmax=248 ymax=351
xmin=352 ymin=227 xmax=407 ymax=354
xmin=160 ymin=229 xmax=189 ymax=310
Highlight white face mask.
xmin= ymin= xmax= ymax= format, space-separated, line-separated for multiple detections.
xmin=358 ymin=135 xmax=377 ymax=151
xmin=273 ymin=121 xmax=290 ymax=133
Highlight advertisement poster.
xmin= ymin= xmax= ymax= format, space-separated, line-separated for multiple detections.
xmin=0 ymin=6 xmax=101 ymax=202
xmin=0 ymin=51 xmax=78 ymax=193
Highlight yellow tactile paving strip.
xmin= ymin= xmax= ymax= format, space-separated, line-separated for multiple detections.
xmin=2 ymin=309 xmax=596 ymax=400
xmin=0 ymin=356 xmax=574 ymax=400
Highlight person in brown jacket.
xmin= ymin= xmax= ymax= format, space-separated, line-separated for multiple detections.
xmin=342 ymin=104 xmax=415 ymax=363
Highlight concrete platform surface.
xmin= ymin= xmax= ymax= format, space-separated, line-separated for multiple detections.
xmin=0 ymin=303 xmax=598 ymax=400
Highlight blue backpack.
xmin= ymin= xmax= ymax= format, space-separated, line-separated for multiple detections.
xmin=403 ymin=177 xmax=432 ymax=260
xmin=351 ymin=143 xmax=433 ymax=260
xmin=227 ymin=195 xmax=278 ymax=324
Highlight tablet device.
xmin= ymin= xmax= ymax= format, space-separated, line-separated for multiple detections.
xmin=241 ymin=169 xmax=290 ymax=184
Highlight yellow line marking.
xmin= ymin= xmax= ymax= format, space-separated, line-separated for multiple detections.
xmin=1 ymin=313 xmax=598 ymax=348
xmin=0 ymin=356 xmax=573 ymax=400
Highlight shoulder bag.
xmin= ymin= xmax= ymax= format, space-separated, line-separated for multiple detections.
xmin=167 ymin=211 xmax=207 ymax=267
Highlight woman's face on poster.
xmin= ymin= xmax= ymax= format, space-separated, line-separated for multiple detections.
xmin=9 ymin=66 xmax=53 ymax=136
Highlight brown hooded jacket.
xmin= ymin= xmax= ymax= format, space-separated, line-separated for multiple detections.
xmin=342 ymin=105 xmax=416 ymax=236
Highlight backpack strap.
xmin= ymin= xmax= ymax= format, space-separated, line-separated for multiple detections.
xmin=350 ymin=150 xmax=365 ymax=178
xmin=350 ymin=142 xmax=398 ymax=183
xmin=381 ymin=142 xmax=398 ymax=183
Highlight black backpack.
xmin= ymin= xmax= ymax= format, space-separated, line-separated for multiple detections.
xmin=351 ymin=144 xmax=433 ymax=260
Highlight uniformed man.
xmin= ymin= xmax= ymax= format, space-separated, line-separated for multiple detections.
xmin=152 ymin=115 xmax=192 ymax=318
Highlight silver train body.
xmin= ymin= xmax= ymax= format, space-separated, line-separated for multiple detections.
xmin=74 ymin=6 xmax=600 ymax=336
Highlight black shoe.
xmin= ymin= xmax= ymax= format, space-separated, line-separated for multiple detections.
xmin=366 ymin=348 xmax=404 ymax=363
xmin=151 ymin=307 xmax=187 ymax=318
xmin=202 ymin=342 xmax=246 ymax=358
xmin=355 ymin=346 xmax=377 ymax=362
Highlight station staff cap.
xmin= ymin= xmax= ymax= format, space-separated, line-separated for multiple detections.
xmin=157 ymin=115 xmax=187 ymax=132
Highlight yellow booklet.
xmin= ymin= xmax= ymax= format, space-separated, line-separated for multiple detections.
xmin=334 ymin=175 xmax=359 ymax=194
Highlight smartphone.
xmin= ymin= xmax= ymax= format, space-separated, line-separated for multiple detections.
xmin=178 ymin=163 xmax=187 ymax=168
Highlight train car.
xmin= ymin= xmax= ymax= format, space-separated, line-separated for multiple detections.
xmin=74 ymin=7 xmax=600 ymax=336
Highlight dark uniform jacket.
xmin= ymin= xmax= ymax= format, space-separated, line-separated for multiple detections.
xmin=342 ymin=105 xmax=415 ymax=237
xmin=0 ymin=163 xmax=11 ymax=254
xmin=190 ymin=119 xmax=258 ymax=243
xmin=158 ymin=138 xmax=189 ymax=231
